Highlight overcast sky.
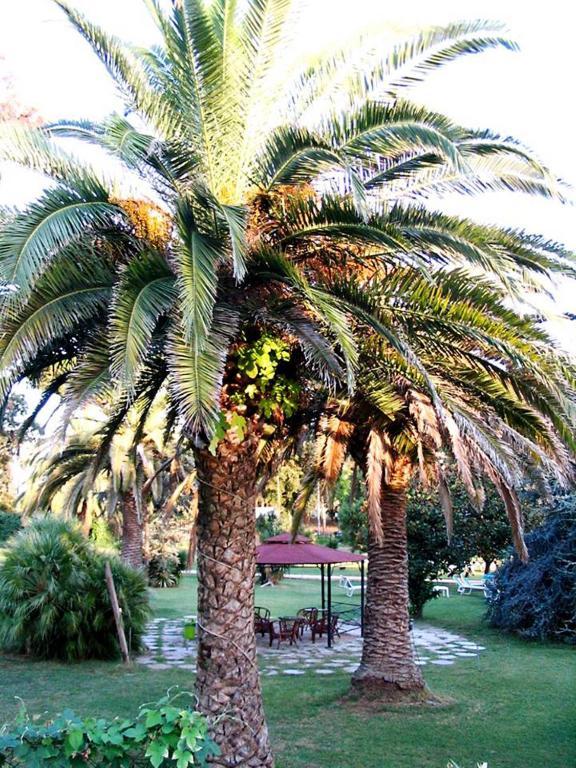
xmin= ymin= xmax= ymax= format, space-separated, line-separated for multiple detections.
xmin=1 ymin=0 xmax=575 ymax=348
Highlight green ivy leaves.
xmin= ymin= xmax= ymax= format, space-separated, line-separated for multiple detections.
xmin=0 ymin=690 xmax=220 ymax=767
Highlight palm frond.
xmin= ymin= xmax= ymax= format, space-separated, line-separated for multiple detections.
xmin=110 ymin=252 xmax=176 ymax=387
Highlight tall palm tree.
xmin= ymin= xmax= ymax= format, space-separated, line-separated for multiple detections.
xmin=302 ymin=266 xmax=576 ymax=699
xmin=0 ymin=1 xmax=573 ymax=762
xmin=21 ymin=402 xmax=175 ymax=567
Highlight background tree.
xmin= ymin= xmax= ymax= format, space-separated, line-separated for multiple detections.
xmin=456 ymin=481 xmax=516 ymax=574
xmin=0 ymin=394 xmax=27 ymax=511
xmin=405 ymin=485 xmax=471 ymax=617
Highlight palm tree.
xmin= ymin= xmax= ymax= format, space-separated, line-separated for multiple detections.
xmin=302 ymin=266 xmax=576 ymax=700
xmin=0 ymin=1 xmax=573 ymax=762
xmin=21 ymin=401 xmax=175 ymax=568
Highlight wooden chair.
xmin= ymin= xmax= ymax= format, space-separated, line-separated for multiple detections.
xmin=269 ymin=618 xmax=301 ymax=648
xmin=311 ymin=613 xmax=340 ymax=643
xmin=254 ymin=606 xmax=271 ymax=637
xmin=296 ymin=607 xmax=318 ymax=636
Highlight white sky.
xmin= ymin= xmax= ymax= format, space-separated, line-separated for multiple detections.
xmin=0 ymin=0 xmax=575 ymax=349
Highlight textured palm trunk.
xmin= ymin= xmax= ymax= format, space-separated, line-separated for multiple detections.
xmin=351 ymin=457 xmax=425 ymax=698
xmin=194 ymin=430 xmax=273 ymax=767
xmin=120 ymin=491 xmax=144 ymax=569
xmin=186 ymin=487 xmax=199 ymax=569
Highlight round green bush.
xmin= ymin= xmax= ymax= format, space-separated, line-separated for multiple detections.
xmin=0 ymin=518 xmax=150 ymax=661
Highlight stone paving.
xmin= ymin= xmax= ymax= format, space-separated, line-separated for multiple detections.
xmin=138 ymin=617 xmax=485 ymax=676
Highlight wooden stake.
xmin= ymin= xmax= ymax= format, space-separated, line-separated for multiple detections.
xmin=104 ymin=561 xmax=131 ymax=665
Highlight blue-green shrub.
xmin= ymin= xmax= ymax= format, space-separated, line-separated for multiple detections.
xmin=0 ymin=518 xmax=150 ymax=660
xmin=487 ymin=500 xmax=576 ymax=643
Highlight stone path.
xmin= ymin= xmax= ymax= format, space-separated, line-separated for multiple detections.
xmin=138 ymin=617 xmax=485 ymax=676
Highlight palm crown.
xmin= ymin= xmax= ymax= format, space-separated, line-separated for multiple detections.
xmin=0 ymin=1 xmax=573 ymax=451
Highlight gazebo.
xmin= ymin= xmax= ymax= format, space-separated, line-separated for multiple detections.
xmin=256 ymin=533 xmax=367 ymax=647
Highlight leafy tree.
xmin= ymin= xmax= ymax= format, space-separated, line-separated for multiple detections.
xmin=0 ymin=0 xmax=572 ymax=758
xmin=487 ymin=494 xmax=576 ymax=643
xmin=455 ymin=482 xmax=515 ymax=573
xmin=405 ymin=486 xmax=471 ymax=617
xmin=262 ymin=457 xmax=303 ymax=531
xmin=0 ymin=393 xmax=27 ymax=511
xmin=335 ymin=461 xmax=367 ymax=551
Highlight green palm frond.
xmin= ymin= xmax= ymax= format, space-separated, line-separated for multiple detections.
xmin=255 ymin=125 xmax=342 ymax=189
xmin=292 ymin=20 xmax=515 ymax=119
xmin=53 ymin=0 xmax=182 ymax=137
xmin=0 ymin=183 xmax=121 ymax=301
xmin=174 ymin=198 xmax=222 ymax=350
xmin=110 ymin=253 xmax=176 ymax=387
xmin=0 ymin=257 xmax=113 ymax=398
xmin=167 ymin=306 xmax=240 ymax=435
xmin=0 ymin=122 xmax=103 ymax=186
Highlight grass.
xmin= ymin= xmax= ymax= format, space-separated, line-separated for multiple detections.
xmin=150 ymin=574 xmax=361 ymax=619
xmin=1 ymin=578 xmax=574 ymax=768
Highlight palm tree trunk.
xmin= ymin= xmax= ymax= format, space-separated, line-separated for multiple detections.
xmin=120 ymin=491 xmax=144 ymax=569
xmin=194 ymin=429 xmax=274 ymax=767
xmin=186 ymin=488 xmax=198 ymax=569
xmin=78 ymin=499 xmax=92 ymax=538
xmin=351 ymin=456 xmax=426 ymax=699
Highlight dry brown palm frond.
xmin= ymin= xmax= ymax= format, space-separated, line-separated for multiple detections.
xmin=434 ymin=466 xmax=454 ymax=540
xmin=443 ymin=409 xmax=477 ymax=502
xmin=323 ymin=413 xmax=354 ymax=484
xmin=407 ymin=389 xmax=442 ymax=450
xmin=487 ymin=467 xmax=528 ymax=563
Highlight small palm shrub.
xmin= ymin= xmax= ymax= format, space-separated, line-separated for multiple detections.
xmin=0 ymin=510 xmax=21 ymax=544
xmin=148 ymin=552 xmax=184 ymax=588
xmin=487 ymin=500 xmax=576 ymax=643
xmin=0 ymin=518 xmax=150 ymax=661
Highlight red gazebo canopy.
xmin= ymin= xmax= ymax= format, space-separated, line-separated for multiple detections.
xmin=257 ymin=533 xmax=366 ymax=566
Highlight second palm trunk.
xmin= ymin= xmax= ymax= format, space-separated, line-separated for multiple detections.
xmin=352 ymin=458 xmax=425 ymax=697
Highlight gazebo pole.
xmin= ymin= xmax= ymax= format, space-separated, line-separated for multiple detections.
xmin=327 ymin=563 xmax=332 ymax=648
xmin=360 ymin=559 xmax=365 ymax=637
xmin=321 ymin=563 xmax=325 ymax=610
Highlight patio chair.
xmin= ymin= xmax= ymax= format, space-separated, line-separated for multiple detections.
xmin=454 ymin=575 xmax=488 ymax=596
xmin=269 ymin=618 xmax=301 ymax=648
xmin=339 ymin=575 xmax=361 ymax=598
xmin=254 ymin=606 xmax=271 ymax=637
xmin=311 ymin=613 xmax=340 ymax=643
xmin=296 ymin=607 xmax=318 ymax=636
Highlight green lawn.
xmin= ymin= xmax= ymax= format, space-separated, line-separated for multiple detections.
xmin=150 ymin=573 xmax=361 ymax=619
xmin=1 ymin=578 xmax=574 ymax=768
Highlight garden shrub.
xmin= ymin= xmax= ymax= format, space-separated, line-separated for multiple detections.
xmin=0 ymin=690 xmax=219 ymax=767
xmin=0 ymin=518 xmax=150 ymax=661
xmin=487 ymin=500 xmax=576 ymax=643
xmin=148 ymin=552 xmax=184 ymax=588
xmin=0 ymin=510 xmax=21 ymax=544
